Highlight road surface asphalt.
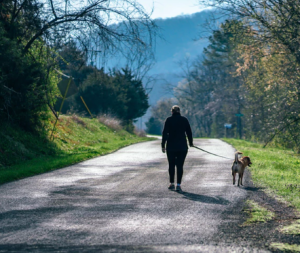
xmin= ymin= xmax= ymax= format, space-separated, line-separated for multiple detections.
xmin=0 ymin=139 xmax=270 ymax=252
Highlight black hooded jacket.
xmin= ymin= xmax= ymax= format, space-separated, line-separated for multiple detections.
xmin=161 ymin=113 xmax=193 ymax=151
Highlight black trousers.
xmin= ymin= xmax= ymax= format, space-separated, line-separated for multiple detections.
xmin=166 ymin=150 xmax=188 ymax=184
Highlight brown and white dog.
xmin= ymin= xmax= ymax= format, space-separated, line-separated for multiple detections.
xmin=232 ymin=151 xmax=252 ymax=186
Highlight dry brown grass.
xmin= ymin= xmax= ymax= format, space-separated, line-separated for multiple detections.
xmin=97 ymin=115 xmax=122 ymax=131
xmin=71 ymin=114 xmax=87 ymax=127
xmin=134 ymin=128 xmax=146 ymax=137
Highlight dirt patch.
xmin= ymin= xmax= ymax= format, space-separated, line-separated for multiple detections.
xmin=214 ymin=169 xmax=300 ymax=252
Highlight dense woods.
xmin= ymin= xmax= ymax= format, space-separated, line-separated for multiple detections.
xmin=146 ymin=1 xmax=300 ymax=152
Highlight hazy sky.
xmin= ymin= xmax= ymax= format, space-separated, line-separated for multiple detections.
xmin=137 ymin=0 xmax=205 ymax=19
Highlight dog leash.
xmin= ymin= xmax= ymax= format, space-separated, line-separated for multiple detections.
xmin=192 ymin=145 xmax=232 ymax=160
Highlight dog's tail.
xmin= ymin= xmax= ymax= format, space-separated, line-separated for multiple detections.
xmin=235 ymin=151 xmax=243 ymax=163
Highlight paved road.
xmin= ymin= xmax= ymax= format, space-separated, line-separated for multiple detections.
xmin=0 ymin=139 xmax=269 ymax=252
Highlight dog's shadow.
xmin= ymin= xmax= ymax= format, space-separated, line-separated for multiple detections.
xmin=177 ymin=191 xmax=230 ymax=205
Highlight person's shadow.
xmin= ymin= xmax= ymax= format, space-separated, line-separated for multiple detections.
xmin=176 ymin=191 xmax=230 ymax=205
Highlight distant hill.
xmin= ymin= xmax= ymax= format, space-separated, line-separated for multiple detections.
xmin=103 ymin=9 xmax=221 ymax=128
xmin=147 ymin=10 xmax=216 ymax=105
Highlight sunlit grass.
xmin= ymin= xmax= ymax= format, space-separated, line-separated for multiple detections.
xmin=270 ymin=242 xmax=300 ymax=252
xmin=0 ymin=115 xmax=153 ymax=184
xmin=223 ymin=138 xmax=300 ymax=211
xmin=243 ymin=200 xmax=275 ymax=225
xmin=280 ymin=219 xmax=300 ymax=235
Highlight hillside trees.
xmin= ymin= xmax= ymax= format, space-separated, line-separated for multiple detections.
xmin=0 ymin=0 xmax=156 ymax=131
xmin=196 ymin=0 xmax=300 ymax=149
xmin=236 ymin=41 xmax=300 ymax=148
xmin=147 ymin=13 xmax=300 ymax=151
xmin=200 ymin=0 xmax=300 ymax=65
xmin=74 ymin=68 xmax=149 ymax=126
xmin=202 ymin=0 xmax=300 ymax=149
xmin=148 ymin=20 xmax=245 ymax=138
xmin=54 ymin=41 xmax=150 ymax=131
xmin=201 ymin=20 xmax=245 ymax=137
xmin=172 ymin=59 xmax=214 ymax=137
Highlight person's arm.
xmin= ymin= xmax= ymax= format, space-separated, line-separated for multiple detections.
xmin=161 ymin=118 xmax=169 ymax=152
xmin=186 ymin=119 xmax=193 ymax=147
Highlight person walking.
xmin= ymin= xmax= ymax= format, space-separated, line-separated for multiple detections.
xmin=161 ymin=105 xmax=193 ymax=193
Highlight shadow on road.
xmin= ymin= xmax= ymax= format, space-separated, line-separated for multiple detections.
xmin=0 ymin=244 xmax=161 ymax=253
xmin=177 ymin=191 xmax=230 ymax=205
xmin=243 ymin=186 xmax=262 ymax=192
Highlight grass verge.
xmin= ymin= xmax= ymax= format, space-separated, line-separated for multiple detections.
xmin=0 ymin=115 xmax=153 ymax=185
xmin=223 ymin=138 xmax=300 ymax=212
xmin=243 ymin=200 xmax=275 ymax=225
xmin=224 ymin=138 xmax=300 ymax=250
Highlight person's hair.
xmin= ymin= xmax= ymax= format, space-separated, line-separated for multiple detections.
xmin=171 ymin=105 xmax=180 ymax=113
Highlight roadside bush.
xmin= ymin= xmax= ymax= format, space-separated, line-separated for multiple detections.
xmin=73 ymin=68 xmax=149 ymax=123
xmin=122 ymin=120 xmax=135 ymax=133
xmin=146 ymin=117 xmax=162 ymax=135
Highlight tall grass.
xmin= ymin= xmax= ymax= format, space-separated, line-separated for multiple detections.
xmin=134 ymin=127 xmax=146 ymax=137
xmin=97 ymin=114 xmax=122 ymax=131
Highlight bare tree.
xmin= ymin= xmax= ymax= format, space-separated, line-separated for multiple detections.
xmin=3 ymin=0 xmax=157 ymax=56
xmin=199 ymin=0 xmax=300 ymax=64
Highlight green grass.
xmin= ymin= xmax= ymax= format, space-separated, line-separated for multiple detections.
xmin=223 ymin=138 xmax=300 ymax=250
xmin=223 ymin=138 xmax=300 ymax=211
xmin=270 ymin=243 xmax=300 ymax=252
xmin=243 ymin=200 xmax=275 ymax=225
xmin=0 ymin=115 xmax=153 ymax=184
